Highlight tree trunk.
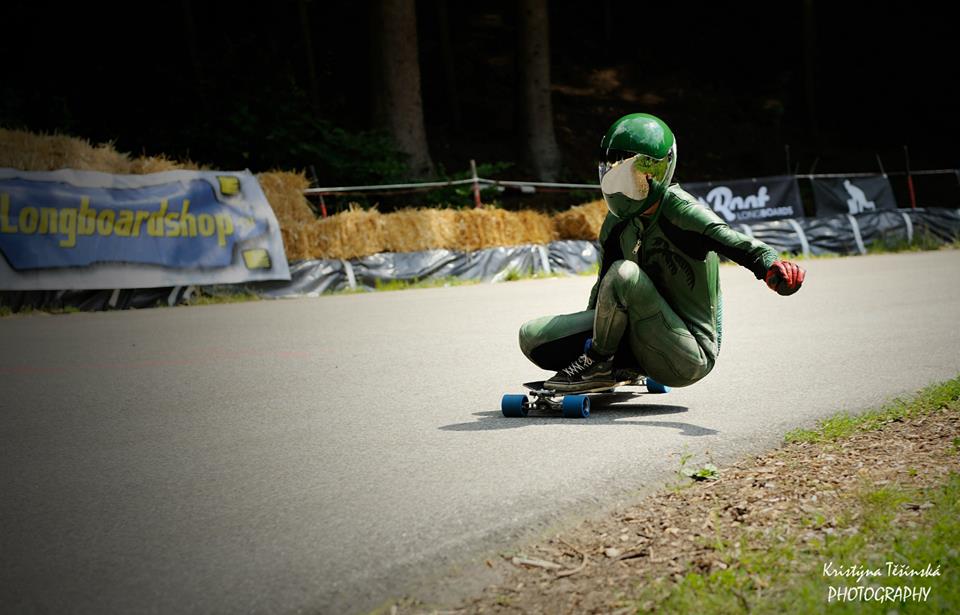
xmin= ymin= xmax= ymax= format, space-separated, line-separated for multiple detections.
xmin=435 ymin=0 xmax=461 ymax=132
xmin=298 ymin=0 xmax=321 ymax=112
xmin=518 ymin=0 xmax=561 ymax=181
xmin=802 ymin=0 xmax=819 ymax=142
xmin=371 ymin=0 xmax=434 ymax=177
xmin=180 ymin=0 xmax=204 ymax=100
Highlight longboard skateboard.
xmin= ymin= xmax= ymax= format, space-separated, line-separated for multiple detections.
xmin=501 ymin=377 xmax=671 ymax=419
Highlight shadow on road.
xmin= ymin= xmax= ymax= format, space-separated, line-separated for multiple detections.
xmin=441 ymin=402 xmax=718 ymax=436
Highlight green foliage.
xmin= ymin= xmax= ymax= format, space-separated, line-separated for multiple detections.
xmin=213 ymin=82 xmax=408 ymax=185
xmin=418 ymin=161 xmax=515 ymax=208
xmin=681 ymin=463 xmax=719 ymax=481
xmin=328 ymin=160 xmax=516 ymax=212
xmin=676 ymin=449 xmax=720 ymax=483
xmin=785 ymin=376 xmax=960 ymax=444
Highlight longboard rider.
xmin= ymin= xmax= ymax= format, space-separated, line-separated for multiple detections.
xmin=519 ymin=113 xmax=805 ymax=392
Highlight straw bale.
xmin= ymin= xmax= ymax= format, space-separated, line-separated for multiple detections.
xmin=381 ymin=208 xmax=459 ymax=253
xmin=279 ymin=221 xmax=316 ymax=261
xmin=454 ymin=207 xmax=507 ymax=252
xmin=303 ymin=205 xmax=385 ymax=260
xmin=512 ymin=209 xmax=558 ymax=245
xmin=450 ymin=207 xmax=557 ymax=251
xmin=553 ymin=199 xmax=607 ymax=240
xmin=258 ymin=171 xmax=316 ymax=227
xmin=0 ymin=128 xmax=133 ymax=173
xmin=128 ymin=154 xmax=203 ymax=174
xmin=1 ymin=127 xmax=203 ymax=175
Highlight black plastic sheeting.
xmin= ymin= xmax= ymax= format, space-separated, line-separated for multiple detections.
xmin=747 ymin=208 xmax=960 ymax=256
xmin=0 ymin=286 xmax=192 ymax=312
xmin=235 ymin=241 xmax=599 ymax=298
xmin=2 ymin=208 xmax=956 ymax=310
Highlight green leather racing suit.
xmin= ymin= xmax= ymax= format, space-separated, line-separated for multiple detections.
xmin=519 ymin=184 xmax=779 ymax=388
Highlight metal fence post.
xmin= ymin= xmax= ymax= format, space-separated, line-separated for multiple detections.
xmin=471 ymin=159 xmax=482 ymax=208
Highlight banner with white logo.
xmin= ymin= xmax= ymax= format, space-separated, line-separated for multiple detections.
xmin=811 ymin=175 xmax=897 ymax=216
xmin=681 ymin=175 xmax=802 ymax=223
xmin=0 ymin=168 xmax=290 ymax=290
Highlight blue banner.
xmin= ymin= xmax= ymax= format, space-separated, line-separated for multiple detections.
xmin=0 ymin=169 xmax=290 ymax=290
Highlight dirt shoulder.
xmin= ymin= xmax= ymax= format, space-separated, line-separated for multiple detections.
xmin=388 ymin=378 xmax=960 ymax=614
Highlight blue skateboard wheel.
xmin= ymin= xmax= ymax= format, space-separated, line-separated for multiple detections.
xmin=646 ymin=378 xmax=671 ymax=394
xmin=501 ymin=394 xmax=529 ymax=417
xmin=561 ymin=395 xmax=590 ymax=419
xmin=583 ymin=337 xmax=593 ymax=354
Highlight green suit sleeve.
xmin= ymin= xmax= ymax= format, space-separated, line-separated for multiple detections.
xmin=663 ymin=192 xmax=779 ymax=279
xmin=587 ymin=212 xmax=622 ymax=309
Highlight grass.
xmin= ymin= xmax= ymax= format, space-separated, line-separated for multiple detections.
xmin=0 ymin=304 xmax=81 ymax=317
xmin=631 ymin=376 xmax=960 ymax=614
xmin=866 ymin=229 xmax=957 ymax=254
xmin=334 ymin=266 xmax=594 ymax=295
xmin=785 ymin=376 xmax=960 ymax=444
xmin=774 ymin=230 xmax=960 ymax=262
xmin=371 ymin=276 xmax=480 ymax=292
xmin=186 ymin=290 xmax=262 ymax=305
xmin=637 ymin=475 xmax=960 ymax=614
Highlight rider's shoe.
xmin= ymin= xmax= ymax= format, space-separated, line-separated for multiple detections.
xmin=545 ymin=353 xmax=616 ymax=392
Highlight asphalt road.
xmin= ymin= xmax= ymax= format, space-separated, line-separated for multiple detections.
xmin=2 ymin=251 xmax=959 ymax=614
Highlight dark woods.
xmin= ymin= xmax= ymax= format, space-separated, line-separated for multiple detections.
xmin=2 ymin=1 xmax=957 ymax=195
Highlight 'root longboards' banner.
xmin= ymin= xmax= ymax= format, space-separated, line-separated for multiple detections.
xmin=681 ymin=175 xmax=803 ymax=223
xmin=0 ymin=168 xmax=290 ymax=290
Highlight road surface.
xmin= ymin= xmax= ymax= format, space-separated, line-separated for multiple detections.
xmin=2 ymin=251 xmax=959 ymax=614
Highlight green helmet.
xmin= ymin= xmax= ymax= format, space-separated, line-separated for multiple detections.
xmin=598 ymin=113 xmax=677 ymax=219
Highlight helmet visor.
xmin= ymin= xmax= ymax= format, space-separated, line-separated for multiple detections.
xmin=598 ymin=151 xmax=672 ymax=202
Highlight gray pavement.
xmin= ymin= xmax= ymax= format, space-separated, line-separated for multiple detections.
xmin=1 ymin=250 xmax=959 ymax=614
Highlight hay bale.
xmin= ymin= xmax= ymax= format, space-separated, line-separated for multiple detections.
xmin=305 ymin=205 xmax=557 ymax=259
xmin=0 ymin=128 xmax=133 ymax=173
xmin=304 ymin=205 xmax=385 ymax=260
xmin=2 ymin=127 xmax=201 ymax=175
xmin=382 ymin=208 xmax=459 ymax=253
xmin=279 ymin=221 xmax=316 ymax=262
xmin=511 ymin=209 xmax=558 ymax=246
xmin=129 ymin=154 xmax=203 ymax=174
xmin=454 ymin=207 xmax=507 ymax=252
xmin=554 ymin=199 xmax=607 ymax=240
xmin=258 ymin=171 xmax=315 ymax=227
xmin=452 ymin=207 xmax=558 ymax=251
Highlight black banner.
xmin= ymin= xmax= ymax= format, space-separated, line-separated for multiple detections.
xmin=681 ymin=175 xmax=802 ymax=223
xmin=811 ymin=175 xmax=898 ymax=216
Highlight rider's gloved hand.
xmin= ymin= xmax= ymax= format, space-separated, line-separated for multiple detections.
xmin=765 ymin=260 xmax=805 ymax=296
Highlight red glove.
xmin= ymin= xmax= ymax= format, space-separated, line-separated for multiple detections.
xmin=765 ymin=260 xmax=805 ymax=296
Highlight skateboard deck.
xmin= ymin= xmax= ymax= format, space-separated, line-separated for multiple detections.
xmin=522 ymin=380 xmax=634 ymax=395
xmin=501 ymin=377 xmax=670 ymax=419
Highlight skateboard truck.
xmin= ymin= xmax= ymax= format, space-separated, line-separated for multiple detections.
xmin=501 ymin=377 xmax=670 ymax=419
